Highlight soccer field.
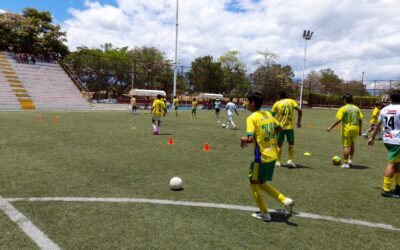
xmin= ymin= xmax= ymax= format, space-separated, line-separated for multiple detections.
xmin=0 ymin=109 xmax=399 ymax=249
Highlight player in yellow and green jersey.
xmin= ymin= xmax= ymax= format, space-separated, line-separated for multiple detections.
xmin=173 ymin=96 xmax=179 ymax=116
xmin=327 ymin=94 xmax=363 ymax=169
xmin=130 ymin=95 xmax=137 ymax=115
xmin=240 ymin=92 xmax=294 ymax=222
xmin=150 ymin=94 xmax=167 ymax=135
xmin=191 ymin=98 xmax=198 ymax=118
xmin=270 ymin=90 xmax=302 ymax=168
xmin=242 ymin=99 xmax=248 ymax=112
xmin=363 ymin=102 xmax=384 ymax=139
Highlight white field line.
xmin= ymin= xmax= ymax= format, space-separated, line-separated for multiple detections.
xmin=0 ymin=197 xmax=60 ymax=250
xmin=5 ymin=196 xmax=400 ymax=232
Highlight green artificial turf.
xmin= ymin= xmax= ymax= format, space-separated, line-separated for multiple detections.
xmin=1 ymin=109 xmax=399 ymax=249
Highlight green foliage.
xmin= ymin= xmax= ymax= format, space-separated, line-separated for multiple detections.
xmin=63 ymin=44 xmax=175 ymax=98
xmin=218 ymin=51 xmax=249 ymax=97
xmin=188 ymin=55 xmax=224 ymax=93
xmin=0 ymin=8 xmax=69 ymax=56
xmin=310 ymin=93 xmax=381 ymax=107
xmin=251 ymin=64 xmax=295 ymax=100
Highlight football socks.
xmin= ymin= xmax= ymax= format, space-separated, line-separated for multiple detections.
xmin=249 ymin=184 xmax=268 ymax=213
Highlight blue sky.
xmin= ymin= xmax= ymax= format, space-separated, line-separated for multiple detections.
xmin=0 ymin=0 xmax=117 ymax=22
xmin=1 ymin=0 xmax=399 ymax=81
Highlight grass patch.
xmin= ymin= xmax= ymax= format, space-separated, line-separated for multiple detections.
xmin=1 ymin=109 xmax=399 ymax=248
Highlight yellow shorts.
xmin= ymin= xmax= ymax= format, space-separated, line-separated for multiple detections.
xmin=342 ymin=135 xmax=357 ymax=147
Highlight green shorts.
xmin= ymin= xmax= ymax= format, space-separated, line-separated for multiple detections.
xmin=248 ymin=161 xmax=276 ymax=183
xmin=192 ymin=109 xmax=196 ymax=113
xmin=277 ymin=129 xmax=294 ymax=144
xmin=175 ymin=106 xmax=179 ymax=110
xmin=384 ymin=143 xmax=400 ymax=162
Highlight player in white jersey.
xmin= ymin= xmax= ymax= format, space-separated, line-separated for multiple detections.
xmin=368 ymin=91 xmax=400 ymax=198
xmin=226 ymin=98 xmax=239 ymax=129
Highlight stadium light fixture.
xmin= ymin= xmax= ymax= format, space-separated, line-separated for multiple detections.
xmin=299 ymin=30 xmax=313 ymax=109
xmin=173 ymin=0 xmax=179 ymax=99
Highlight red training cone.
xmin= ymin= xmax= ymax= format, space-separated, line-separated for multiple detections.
xmin=204 ymin=143 xmax=210 ymax=152
xmin=168 ymin=136 xmax=174 ymax=145
xmin=53 ymin=117 xmax=59 ymax=125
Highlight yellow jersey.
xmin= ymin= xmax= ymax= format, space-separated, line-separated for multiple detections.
xmin=336 ymin=104 xmax=363 ymax=136
xmin=271 ymin=99 xmax=299 ymax=130
xmin=370 ymin=107 xmax=380 ymax=125
xmin=173 ymin=98 xmax=179 ymax=107
xmin=192 ymin=101 xmax=198 ymax=109
xmin=246 ymin=110 xmax=281 ymax=163
xmin=130 ymin=97 xmax=136 ymax=106
xmin=152 ymin=99 xmax=166 ymax=116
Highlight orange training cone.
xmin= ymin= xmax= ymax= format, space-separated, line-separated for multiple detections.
xmin=39 ymin=116 xmax=45 ymax=123
xmin=306 ymin=122 xmax=313 ymax=128
xmin=53 ymin=117 xmax=59 ymax=125
xmin=168 ymin=136 xmax=174 ymax=145
xmin=204 ymin=143 xmax=210 ymax=152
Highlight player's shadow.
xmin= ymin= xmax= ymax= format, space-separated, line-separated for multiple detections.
xmin=350 ymin=165 xmax=369 ymax=170
xmin=255 ymin=211 xmax=297 ymax=226
xmin=271 ymin=211 xmax=297 ymax=226
xmin=157 ymin=133 xmax=173 ymax=136
xmin=281 ymin=164 xmax=313 ymax=169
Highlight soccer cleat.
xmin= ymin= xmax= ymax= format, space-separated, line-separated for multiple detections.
xmin=393 ymin=185 xmax=400 ymax=195
xmin=362 ymin=133 xmax=368 ymax=139
xmin=286 ymin=160 xmax=296 ymax=168
xmin=152 ymin=130 xmax=159 ymax=135
xmin=252 ymin=212 xmax=271 ymax=222
xmin=341 ymin=163 xmax=350 ymax=169
xmin=275 ymin=161 xmax=281 ymax=167
xmin=348 ymin=159 xmax=353 ymax=166
xmin=282 ymin=198 xmax=294 ymax=215
xmin=381 ymin=190 xmax=400 ymax=198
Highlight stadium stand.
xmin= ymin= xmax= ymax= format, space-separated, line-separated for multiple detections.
xmin=0 ymin=51 xmax=90 ymax=110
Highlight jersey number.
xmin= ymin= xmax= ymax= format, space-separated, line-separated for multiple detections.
xmin=262 ymin=123 xmax=275 ymax=142
xmin=384 ymin=116 xmax=395 ymax=130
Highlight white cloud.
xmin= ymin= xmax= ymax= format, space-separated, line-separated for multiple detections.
xmin=63 ymin=0 xmax=400 ymax=80
xmin=0 ymin=9 xmax=7 ymax=14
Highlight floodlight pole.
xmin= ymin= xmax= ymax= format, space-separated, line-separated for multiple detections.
xmin=173 ymin=0 xmax=179 ymax=99
xmin=300 ymin=30 xmax=313 ymax=109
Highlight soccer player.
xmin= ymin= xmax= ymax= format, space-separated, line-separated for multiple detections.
xmin=367 ymin=91 xmax=400 ymax=198
xmin=327 ymin=94 xmax=363 ymax=169
xmin=363 ymin=102 xmax=384 ymax=139
xmin=242 ymin=99 xmax=248 ymax=112
xmin=191 ymin=98 xmax=198 ymax=118
xmin=150 ymin=94 xmax=167 ymax=135
xmin=173 ymin=96 xmax=179 ymax=116
xmin=130 ymin=95 xmax=137 ymax=115
xmin=226 ymin=98 xmax=239 ymax=129
xmin=270 ymin=90 xmax=302 ymax=168
xmin=240 ymin=92 xmax=294 ymax=222
xmin=214 ymin=98 xmax=222 ymax=118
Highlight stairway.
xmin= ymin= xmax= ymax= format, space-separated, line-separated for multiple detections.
xmin=0 ymin=53 xmax=35 ymax=110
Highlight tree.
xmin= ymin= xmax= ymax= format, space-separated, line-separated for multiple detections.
xmin=218 ymin=51 xmax=248 ymax=97
xmin=254 ymin=49 xmax=278 ymax=68
xmin=187 ymin=56 xmax=224 ymax=93
xmin=63 ymin=44 xmax=175 ymax=99
xmin=320 ymin=68 xmax=342 ymax=95
xmin=0 ymin=8 xmax=69 ymax=57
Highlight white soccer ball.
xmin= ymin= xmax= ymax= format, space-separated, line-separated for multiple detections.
xmin=170 ymin=177 xmax=183 ymax=191
xmin=221 ymin=123 xmax=226 ymax=128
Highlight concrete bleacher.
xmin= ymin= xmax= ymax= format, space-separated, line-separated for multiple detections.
xmin=0 ymin=51 xmax=90 ymax=110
